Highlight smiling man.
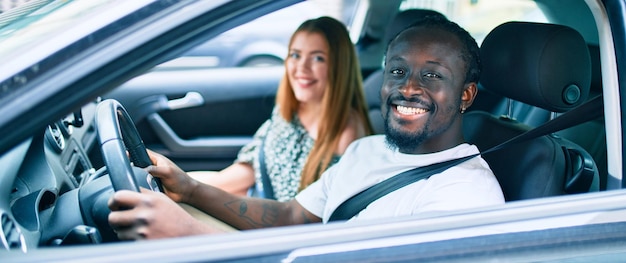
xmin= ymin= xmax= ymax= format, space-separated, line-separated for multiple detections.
xmin=382 ymin=16 xmax=481 ymax=154
xmin=294 ymin=15 xmax=504 ymax=222
xmin=108 ymin=16 xmax=504 ymax=239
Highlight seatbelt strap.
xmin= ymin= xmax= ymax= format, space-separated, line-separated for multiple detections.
xmin=259 ymin=138 xmax=276 ymax=200
xmin=328 ymin=95 xmax=603 ymax=222
xmin=329 ymin=155 xmax=478 ymax=221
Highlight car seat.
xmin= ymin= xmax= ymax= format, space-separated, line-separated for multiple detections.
xmin=463 ymin=22 xmax=600 ymax=201
xmin=502 ymin=44 xmax=608 ymax=190
xmin=363 ymin=8 xmax=446 ymax=134
xmin=554 ymin=44 xmax=607 ymax=189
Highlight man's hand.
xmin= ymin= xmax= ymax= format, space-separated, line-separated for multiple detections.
xmin=144 ymin=149 xmax=199 ymax=203
xmin=108 ymin=189 xmax=222 ymax=240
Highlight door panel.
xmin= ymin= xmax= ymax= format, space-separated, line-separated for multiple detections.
xmin=104 ymin=66 xmax=283 ymax=171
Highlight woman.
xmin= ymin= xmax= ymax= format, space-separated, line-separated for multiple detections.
xmin=191 ymin=16 xmax=373 ymax=201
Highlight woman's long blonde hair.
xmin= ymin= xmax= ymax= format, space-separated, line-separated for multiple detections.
xmin=275 ymin=16 xmax=373 ymax=191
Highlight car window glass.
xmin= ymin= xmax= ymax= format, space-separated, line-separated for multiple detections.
xmin=157 ymin=0 xmax=359 ymax=70
xmin=0 ymin=0 xmax=147 ymax=62
xmin=400 ymin=0 xmax=547 ymax=44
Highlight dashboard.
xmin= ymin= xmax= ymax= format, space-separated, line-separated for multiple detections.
xmin=1 ymin=99 xmax=110 ymax=251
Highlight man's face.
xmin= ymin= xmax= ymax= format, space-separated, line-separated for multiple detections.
xmin=381 ymin=26 xmax=474 ymax=154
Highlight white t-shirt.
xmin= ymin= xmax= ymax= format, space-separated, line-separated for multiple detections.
xmin=295 ymin=135 xmax=505 ymax=223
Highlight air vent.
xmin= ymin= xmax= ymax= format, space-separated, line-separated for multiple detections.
xmin=46 ymin=122 xmax=65 ymax=153
xmin=1 ymin=213 xmax=26 ymax=252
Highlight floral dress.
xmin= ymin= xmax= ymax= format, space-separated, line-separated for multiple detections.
xmin=235 ymin=107 xmax=339 ymax=201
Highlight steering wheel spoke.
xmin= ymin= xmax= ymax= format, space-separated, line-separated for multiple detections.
xmin=95 ymin=99 xmax=163 ymax=192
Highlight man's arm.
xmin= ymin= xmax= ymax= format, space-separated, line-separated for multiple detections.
xmin=108 ymin=186 xmax=319 ymax=240
xmin=185 ymin=184 xmax=320 ymax=230
xmin=147 ymin=149 xmax=321 ymax=230
xmin=108 ymin=150 xmax=321 ymax=240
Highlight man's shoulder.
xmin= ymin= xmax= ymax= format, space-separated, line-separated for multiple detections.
xmin=341 ymin=135 xmax=388 ymax=159
xmin=345 ymin=134 xmax=386 ymax=152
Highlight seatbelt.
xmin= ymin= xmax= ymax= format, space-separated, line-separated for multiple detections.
xmin=328 ymin=95 xmax=604 ymax=222
xmin=259 ymin=138 xmax=276 ymax=200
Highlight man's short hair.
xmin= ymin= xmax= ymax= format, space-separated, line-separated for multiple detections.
xmin=386 ymin=15 xmax=482 ymax=84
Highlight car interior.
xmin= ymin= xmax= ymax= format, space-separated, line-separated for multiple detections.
xmin=464 ymin=21 xmax=599 ymax=200
xmin=362 ymin=4 xmax=605 ymax=201
xmin=0 ymin=0 xmax=616 ymax=256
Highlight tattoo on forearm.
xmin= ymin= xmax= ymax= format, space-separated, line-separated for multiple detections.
xmin=225 ymin=200 xmax=280 ymax=228
xmin=238 ymin=201 xmax=248 ymax=215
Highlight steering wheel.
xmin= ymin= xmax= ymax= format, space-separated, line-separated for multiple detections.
xmin=95 ymin=99 xmax=163 ymax=192
xmin=38 ymin=99 xmax=164 ymax=244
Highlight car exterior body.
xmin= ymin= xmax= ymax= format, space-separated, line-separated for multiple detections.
xmin=1 ymin=0 xmax=626 ymax=262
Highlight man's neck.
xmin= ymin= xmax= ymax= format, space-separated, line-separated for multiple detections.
xmin=398 ymin=136 xmax=465 ymax=155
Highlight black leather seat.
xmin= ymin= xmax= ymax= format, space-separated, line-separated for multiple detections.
xmin=464 ymin=22 xmax=600 ymax=201
xmin=363 ymin=8 xmax=446 ymax=134
xmin=554 ymin=44 xmax=607 ymax=189
xmin=506 ymin=44 xmax=608 ymax=190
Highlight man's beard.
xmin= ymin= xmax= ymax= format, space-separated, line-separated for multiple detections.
xmin=382 ymin=94 xmax=431 ymax=151
xmin=382 ymin=93 xmax=461 ymax=152
xmin=384 ymin=117 xmax=428 ymax=151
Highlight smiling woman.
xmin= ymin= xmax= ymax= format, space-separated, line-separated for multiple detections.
xmin=187 ymin=16 xmax=373 ymax=202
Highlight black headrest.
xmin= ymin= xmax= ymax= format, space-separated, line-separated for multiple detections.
xmin=383 ymin=9 xmax=446 ymax=45
xmin=480 ymin=22 xmax=591 ymax=112
xmin=587 ymin=44 xmax=603 ymax=96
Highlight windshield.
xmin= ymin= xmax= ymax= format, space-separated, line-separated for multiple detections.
xmin=0 ymin=0 xmax=162 ymax=105
xmin=0 ymin=0 xmax=146 ymax=61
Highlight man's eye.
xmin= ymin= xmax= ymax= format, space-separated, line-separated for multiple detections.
xmin=424 ymin=72 xmax=441 ymax=79
xmin=390 ymin=68 xmax=404 ymax=75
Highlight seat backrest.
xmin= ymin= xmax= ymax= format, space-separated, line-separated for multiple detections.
xmin=554 ymin=44 xmax=607 ymax=189
xmin=464 ymin=22 xmax=599 ymax=201
xmin=363 ymin=8 xmax=446 ymax=134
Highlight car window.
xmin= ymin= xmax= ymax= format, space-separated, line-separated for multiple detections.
xmin=0 ymin=0 xmax=152 ymax=99
xmin=400 ymin=0 xmax=547 ymax=44
xmin=158 ymin=0 xmax=360 ymax=70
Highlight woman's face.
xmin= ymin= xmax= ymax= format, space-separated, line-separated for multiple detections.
xmin=286 ymin=31 xmax=329 ymax=106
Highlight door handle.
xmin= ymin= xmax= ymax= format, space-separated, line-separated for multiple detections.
xmin=146 ymin=113 xmax=251 ymax=157
xmin=167 ymin=92 xmax=204 ymax=110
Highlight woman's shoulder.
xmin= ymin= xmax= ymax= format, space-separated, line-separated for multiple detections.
xmin=336 ymin=110 xmax=371 ymax=154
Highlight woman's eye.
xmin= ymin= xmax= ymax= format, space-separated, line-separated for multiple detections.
xmin=314 ymin=55 xmax=325 ymax=62
xmin=289 ymin=52 xmax=300 ymax=59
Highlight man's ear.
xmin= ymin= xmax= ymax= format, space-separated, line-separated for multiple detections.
xmin=460 ymin=82 xmax=478 ymax=110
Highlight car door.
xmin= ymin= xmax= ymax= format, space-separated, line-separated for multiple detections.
xmin=104 ymin=66 xmax=281 ymax=172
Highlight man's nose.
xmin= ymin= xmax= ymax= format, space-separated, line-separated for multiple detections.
xmin=398 ymin=77 xmax=424 ymax=95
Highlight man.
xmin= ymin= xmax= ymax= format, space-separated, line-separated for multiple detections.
xmin=108 ymin=16 xmax=505 ymax=240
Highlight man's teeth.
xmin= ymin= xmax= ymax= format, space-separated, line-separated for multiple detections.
xmin=396 ymin=105 xmax=427 ymax=115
